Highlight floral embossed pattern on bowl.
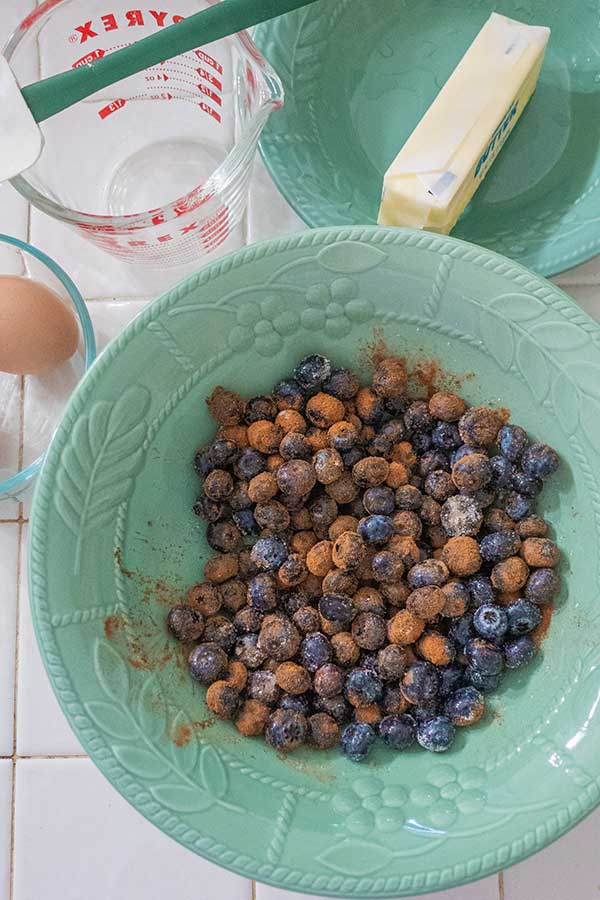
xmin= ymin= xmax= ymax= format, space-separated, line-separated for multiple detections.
xmin=30 ymin=227 xmax=600 ymax=897
xmin=256 ymin=0 xmax=600 ymax=276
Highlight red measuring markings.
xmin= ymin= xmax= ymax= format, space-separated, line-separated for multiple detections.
xmin=198 ymin=84 xmax=222 ymax=106
xmin=199 ymin=102 xmax=221 ymax=123
xmin=197 ymin=67 xmax=222 ymax=91
xmin=99 ymin=98 xmax=126 ymax=119
xmin=72 ymin=48 xmax=105 ymax=68
xmin=194 ymin=49 xmax=223 ymax=75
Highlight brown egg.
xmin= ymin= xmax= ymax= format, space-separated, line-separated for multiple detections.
xmin=0 ymin=276 xmax=79 ymax=375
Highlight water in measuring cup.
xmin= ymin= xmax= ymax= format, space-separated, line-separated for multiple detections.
xmin=31 ymin=6 xmax=240 ymax=217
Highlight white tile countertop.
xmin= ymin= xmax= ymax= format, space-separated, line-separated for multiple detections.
xmin=3 ymin=3 xmax=600 ymax=899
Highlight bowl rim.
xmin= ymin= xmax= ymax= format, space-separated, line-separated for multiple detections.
xmin=28 ymin=224 xmax=600 ymax=896
xmin=0 ymin=232 xmax=96 ymax=499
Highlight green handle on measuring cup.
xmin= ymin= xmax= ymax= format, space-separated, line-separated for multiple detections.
xmin=21 ymin=0 xmax=321 ymax=123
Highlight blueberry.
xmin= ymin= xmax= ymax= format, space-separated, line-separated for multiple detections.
xmin=504 ymin=491 xmax=533 ymax=521
xmin=498 ymin=424 xmax=528 ymax=462
xmin=229 ymin=482 xmax=252 ymax=511
xmin=473 ymin=604 xmax=508 ymax=641
xmin=525 ymin=568 xmax=560 ymax=603
xmin=360 ymin=652 xmax=380 ymax=673
xmin=412 ymin=432 xmax=432 ymax=454
xmin=507 ymin=599 xmax=542 ymax=635
xmin=206 ymin=521 xmax=242 ymax=553
xmin=401 ymin=661 xmax=440 ymax=703
xmin=340 ymin=722 xmax=376 ymax=762
xmin=445 ymin=686 xmax=485 ymax=726
xmin=420 ymin=449 xmax=450 ymax=475
xmin=371 ymin=420 xmax=407 ymax=456
xmin=416 ymin=715 xmax=455 ymax=752
xmin=511 ymin=470 xmax=542 ymax=497
xmin=413 ymin=700 xmax=442 ymax=724
xmin=424 ymin=470 xmax=456 ymax=502
xmin=378 ymin=645 xmax=408 ymax=681
xmin=520 ymin=443 xmax=559 ymax=479
xmin=479 ymin=531 xmax=521 ymax=562
xmin=167 ymin=606 xmax=205 ymax=642
xmin=323 ymin=367 xmax=360 ymax=400
xmin=300 ymin=632 xmax=332 ymax=672
xmin=247 ymin=574 xmax=278 ymax=612
xmin=504 ymin=635 xmax=536 ymax=669
xmin=192 ymin=495 xmax=224 ymax=523
xmin=248 ymin=670 xmax=280 ymax=706
xmin=358 ymin=514 xmax=394 ymax=545
xmin=245 ymin=395 xmax=277 ymax=423
xmin=188 ymin=642 xmax=228 ymax=684
xmin=432 ymin=422 xmax=461 ymax=450
xmin=343 ymin=447 xmax=364 ymax=467
xmin=233 ymin=607 xmax=263 ymax=634
xmin=438 ymin=663 xmax=465 ymax=697
xmin=285 ymin=593 xmax=307 ymax=616
xmin=294 ymin=354 xmax=332 ymax=390
xmin=203 ymin=616 xmax=236 ymax=652
xmin=234 ymin=634 xmax=266 ymax=668
xmin=379 ymin=713 xmax=416 ymax=750
xmin=234 ymin=448 xmax=266 ymax=480
xmin=363 ymin=486 xmax=395 ymax=516
xmin=193 ymin=450 xmax=215 ymax=478
xmin=250 ymin=536 xmax=288 ymax=572
xmin=404 ymin=401 xmax=434 ymax=434
xmin=490 ymin=455 xmax=513 ymax=488
xmin=207 ymin=438 xmax=238 ymax=467
xmin=465 ymin=638 xmax=504 ymax=676
xmin=440 ymin=495 xmax=483 ymax=536
xmin=465 ymin=667 xmax=503 ymax=694
xmin=467 ymin=574 xmax=495 ymax=607
xmin=452 ymin=444 xmax=478 ymax=465
xmin=315 ymin=693 xmax=351 ymax=723
xmin=395 ymin=485 xmax=423 ymax=510
xmin=449 ymin=613 xmax=475 ymax=649
xmin=274 ymin=378 xmax=304 ymax=410
xmin=265 ymin=709 xmax=307 ymax=752
xmin=345 ymin=668 xmax=383 ymax=706
xmin=279 ymin=693 xmax=311 ymax=715
xmin=408 ymin=559 xmax=449 ymax=588
xmin=319 ymin=594 xmax=356 ymax=625
xmin=232 ymin=509 xmax=259 ymax=536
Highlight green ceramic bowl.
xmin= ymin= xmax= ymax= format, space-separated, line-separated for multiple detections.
xmin=30 ymin=227 xmax=600 ymax=897
xmin=256 ymin=0 xmax=600 ymax=277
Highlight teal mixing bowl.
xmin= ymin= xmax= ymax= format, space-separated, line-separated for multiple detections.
xmin=30 ymin=227 xmax=600 ymax=896
xmin=256 ymin=0 xmax=600 ymax=277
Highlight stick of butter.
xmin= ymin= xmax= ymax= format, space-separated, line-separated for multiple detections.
xmin=378 ymin=13 xmax=550 ymax=234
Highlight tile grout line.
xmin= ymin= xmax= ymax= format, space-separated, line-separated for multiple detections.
xmin=498 ymin=871 xmax=505 ymax=900
xmin=251 ymin=880 xmax=256 ymax=900
xmin=9 ymin=518 xmax=23 ymax=900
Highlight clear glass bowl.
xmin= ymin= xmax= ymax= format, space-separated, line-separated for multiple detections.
xmin=0 ymin=234 xmax=95 ymax=503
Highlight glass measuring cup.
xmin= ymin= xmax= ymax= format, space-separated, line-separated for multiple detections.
xmin=3 ymin=0 xmax=284 ymax=266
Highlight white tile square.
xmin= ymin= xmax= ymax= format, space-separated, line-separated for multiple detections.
xmin=553 ymin=254 xmax=600 ymax=287
xmin=0 ymin=759 xmax=12 ymax=900
xmin=0 ymin=371 xmax=22 ymax=514
xmin=0 ymin=523 xmax=19 ymax=756
xmin=88 ymin=299 xmax=150 ymax=354
xmin=247 ymin=156 xmax=307 ymax=245
xmin=16 ymin=525 xmax=84 ymax=756
xmin=255 ymin=875 xmax=500 ymax=900
xmin=504 ymin=807 xmax=600 ymax=900
xmin=13 ymin=757 xmax=252 ymax=900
